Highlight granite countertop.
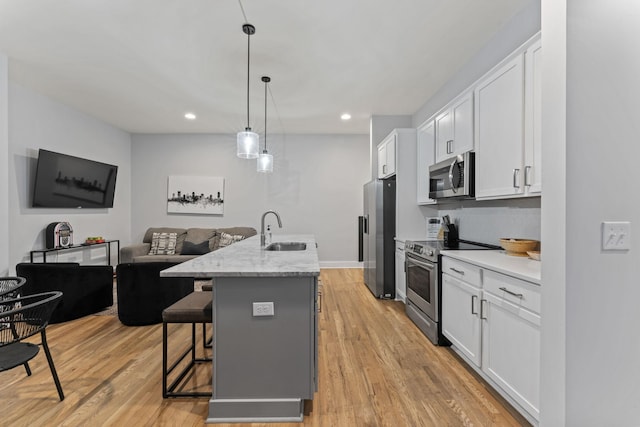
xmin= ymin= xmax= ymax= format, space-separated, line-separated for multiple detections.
xmin=441 ymin=249 xmax=541 ymax=285
xmin=160 ymin=234 xmax=320 ymax=278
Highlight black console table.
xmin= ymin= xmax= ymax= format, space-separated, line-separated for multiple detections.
xmin=30 ymin=239 xmax=120 ymax=266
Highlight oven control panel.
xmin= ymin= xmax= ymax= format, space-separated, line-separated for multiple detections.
xmin=405 ymin=241 xmax=435 ymax=258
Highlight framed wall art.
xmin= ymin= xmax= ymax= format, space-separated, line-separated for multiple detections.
xmin=167 ymin=175 xmax=224 ymax=215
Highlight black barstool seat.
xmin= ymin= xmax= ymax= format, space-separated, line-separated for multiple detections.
xmin=162 ymin=291 xmax=212 ymax=398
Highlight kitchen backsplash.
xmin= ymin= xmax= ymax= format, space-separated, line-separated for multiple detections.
xmin=437 ymin=197 xmax=541 ymax=246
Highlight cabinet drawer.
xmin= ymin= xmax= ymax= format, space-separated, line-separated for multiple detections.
xmin=442 ymin=257 xmax=481 ymax=287
xmin=483 ymin=269 xmax=540 ymax=314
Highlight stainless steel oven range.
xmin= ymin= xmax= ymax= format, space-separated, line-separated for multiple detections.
xmin=404 ymin=239 xmax=500 ymax=345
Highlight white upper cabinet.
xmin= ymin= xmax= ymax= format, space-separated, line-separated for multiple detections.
xmin=416 ymin=119 xmax=436 ymax=204
xmin=435 ymin=91 xmax=474 ymax=163
xmin=392 ymin=128 xmax=425 ymax=241
xmin=474 ymin=34 xmax=541 ymax=200
xmin=377 ymin=132 xmax=397 ymax=179
xmin=524 ymin=38 xmax=542 ymax=195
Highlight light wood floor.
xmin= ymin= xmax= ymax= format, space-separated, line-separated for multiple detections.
xmin=1 ymin=269 xmax=529 ymax=426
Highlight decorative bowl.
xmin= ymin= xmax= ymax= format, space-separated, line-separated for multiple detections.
xmin=499 ymin=238 xmax=539 ymax=257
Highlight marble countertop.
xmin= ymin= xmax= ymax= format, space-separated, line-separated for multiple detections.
xmin=440 ymin=249 xmax=541 ymax=285
xmin=160 ymin=234 xmax=320 ymax=278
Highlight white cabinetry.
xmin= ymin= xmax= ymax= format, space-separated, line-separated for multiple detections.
xmin=524 ymin=38 xmax=542 ymax=194
xmin=435 ymin=91 xmax=474 ymax=163
xmin=377 ymin=133 xmax=396 ymax=179
xmin=474 ymin=34 xmax=541 ymax=199
xmin=482 ymin=270 xmax=540 ymax=420
xmin=391 ymin=129 xmax=425 ymax=242
xmin=395 ymin=241 xmax=406 ymax=302
xmin=441 ymin=259 xmax=482 ymax=366
xmin=441 ymin=255 xmax=541 ymax=424
xmin=416 ymin=119 xmax=436 ymax=204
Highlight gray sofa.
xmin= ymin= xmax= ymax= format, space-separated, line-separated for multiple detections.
xmin=120 ymin=226 xmax=257 ymax=263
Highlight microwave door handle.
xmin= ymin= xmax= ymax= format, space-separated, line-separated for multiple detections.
xmin=448 ymin=159 xmax=458 ymax=193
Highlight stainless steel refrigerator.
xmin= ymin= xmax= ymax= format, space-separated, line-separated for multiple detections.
xmin=362 ymin=178 xmax=395 ymax=298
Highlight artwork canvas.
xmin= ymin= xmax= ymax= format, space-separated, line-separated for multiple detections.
xmin=167 ymin=176 xmax=224 ymax=215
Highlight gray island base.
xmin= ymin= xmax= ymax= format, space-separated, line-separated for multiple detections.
xmin=161 ymin=234 xmax=320 ymax=423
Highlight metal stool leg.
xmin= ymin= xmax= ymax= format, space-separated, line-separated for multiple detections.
xmin=41 ymin=330 xmax=64 ymax=401
xmin=163 ymin=321 xmax=212 ymax=398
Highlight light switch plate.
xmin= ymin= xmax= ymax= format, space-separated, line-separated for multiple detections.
xmin=602 ymin=221 xmax=631 ymax=250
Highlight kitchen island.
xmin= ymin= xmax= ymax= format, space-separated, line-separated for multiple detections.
xmin=161 ymin=234 xmax=320 ymax=423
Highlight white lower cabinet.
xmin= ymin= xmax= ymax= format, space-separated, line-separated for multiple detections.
xmin=442 ymin=256 xmax=541 ymax=424
xmin=441 ymin=273 xmax=482 ymax=366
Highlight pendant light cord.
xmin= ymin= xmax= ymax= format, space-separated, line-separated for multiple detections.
xmin=239 ymin=0 xmax=253 ymax=130
xmin=238 ymin=0 xmax=249 ymax=22
xmin=264 ymin=78 xmax=268 ymax=151
xmin=246 ymin=32 xmax=251 ymax=129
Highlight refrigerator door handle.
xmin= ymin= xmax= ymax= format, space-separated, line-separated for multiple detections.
xmin=363 ymin=215 xmax=369 ymax=234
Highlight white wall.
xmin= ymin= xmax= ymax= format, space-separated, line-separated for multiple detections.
xmin=8 ymin=82 xmax=132 ymax=271
xmin=541 ymin=1 xmax=640 ymax=425
xmin=540 ymin=0 xmax=566 ymax=425
xmin=131 ymin=133 xmax=369 ymax=267
xmin=0 ymin=54 xmax=8 ymax=275
xmin=412 ymin=0 xmax=541 ymax=127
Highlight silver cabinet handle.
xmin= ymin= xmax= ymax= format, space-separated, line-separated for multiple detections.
xmin=513 ymin=168 xmax=520 ymax=189
xmin=499 ymin=287 xmax=523 ymax=298
xmin=446 ymin=139 xmax=454 ymax=154
xmin=480 ymin=299 xmax=487 ymax=320
xmin=524 ymin=165 xmax=532 ymax=187
xmin=382 ymin=164 xmax=387 ymax=174
xmin=449 ymin=267 xmax=465 ymax=275
xmin=471 ymin=295 xmax=477 ymax=315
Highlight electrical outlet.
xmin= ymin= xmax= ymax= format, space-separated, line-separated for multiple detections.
xmin=602 ymin=221 xmax=631 ymax=251
xmin=252 ymin=302 xmax=274 ymax=317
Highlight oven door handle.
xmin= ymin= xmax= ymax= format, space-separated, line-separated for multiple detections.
xmin=406 ymin=253 xmax=436 ymax=270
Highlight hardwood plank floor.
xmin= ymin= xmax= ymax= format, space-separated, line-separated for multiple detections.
xmin=1 ymin=269 xmax=529 ymax=426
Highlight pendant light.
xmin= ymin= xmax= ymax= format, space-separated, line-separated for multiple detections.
xmin=257 ymin=76 xmax=273 ymax=173
xmin=237 ymin=23 xmax=259 ymax=159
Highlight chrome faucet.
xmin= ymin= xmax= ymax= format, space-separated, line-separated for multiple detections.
xmin=261 ymin=210 xmax=283 ymax=247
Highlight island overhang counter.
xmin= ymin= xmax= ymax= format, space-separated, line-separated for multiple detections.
xmin=161 ymin=234 xmax=320 ymax=424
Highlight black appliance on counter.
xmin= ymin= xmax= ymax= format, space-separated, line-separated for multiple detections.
xmin=362 ymin=178 xmax=396 ymax=299
xmin=404 ymin=235 xmax=500 ymax=345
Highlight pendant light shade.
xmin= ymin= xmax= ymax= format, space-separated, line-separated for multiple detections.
xmin=237 ymin=130 xmax=259 ymax=159
xmin=237 ymin=23 xmax=259 ymax=159
xmin=257 ymin=76 xmax=273 ymax=173
xmin=257 ymin=152 xmax=273 ymax=173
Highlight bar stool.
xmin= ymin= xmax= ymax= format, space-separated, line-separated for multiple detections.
xmin=162 ymin=291 xmax=212 ymax=398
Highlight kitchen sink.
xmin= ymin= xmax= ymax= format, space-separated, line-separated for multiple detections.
xmin=264 ymin=242 xmax=307 ymax=251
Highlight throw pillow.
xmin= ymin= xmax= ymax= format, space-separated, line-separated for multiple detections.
xmin=148 ymin=232 xmax=177 ymax=255
xmin=181 ymin=240 xmax=210 ymax=255
xmin=218 ymin=232 xmax=245 ymax=248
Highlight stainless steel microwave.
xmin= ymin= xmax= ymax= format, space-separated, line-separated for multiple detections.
xmin=428 ymin=152 xmax=475 ymax=200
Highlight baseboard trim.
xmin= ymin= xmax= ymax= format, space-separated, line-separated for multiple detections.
xmin=319 ymin=261 xmax=363 ymax=269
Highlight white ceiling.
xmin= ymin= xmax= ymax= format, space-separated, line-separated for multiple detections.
xmin=0 ymin=0 xmax=530 ymax=135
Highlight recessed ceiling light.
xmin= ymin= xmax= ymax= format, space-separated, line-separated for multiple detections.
xmin=341 ymin=113 xmax=351 ymax=121
xmin=184 ymin=112 xmax=196 ymax=120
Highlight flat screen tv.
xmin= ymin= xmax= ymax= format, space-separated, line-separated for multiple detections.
xmin=32 ymin=149 xmax=118 ymax=208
